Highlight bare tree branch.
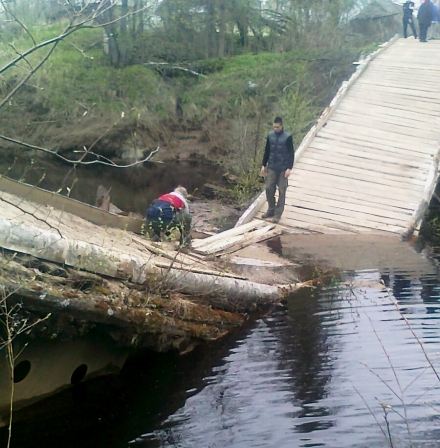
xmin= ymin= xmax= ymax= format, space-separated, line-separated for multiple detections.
xmin=0 ymin=0 xmax=136 ymax=77
xmin=144 ymin=61 xmax=208 ymax=78
xmin=7 ymin=43 xmax=34 ymax=71
xmin=0 ymin=133 xmax=160 ymax=167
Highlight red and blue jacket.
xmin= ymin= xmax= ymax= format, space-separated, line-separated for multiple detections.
xmin=146 ymin=193 xmax=187 ymax=221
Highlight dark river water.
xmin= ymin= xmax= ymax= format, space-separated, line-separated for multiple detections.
xmin=2 ymin=158 xmax=225 ymax=214
xmin=3 ymin=237 xmax=440 ymax=448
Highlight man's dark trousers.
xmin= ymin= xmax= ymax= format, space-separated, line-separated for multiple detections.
xmin=419 ymin=22 xmax=430 ymax=41
xmin=265 ymin=168 xmax=288 ymax=218
xmin=403 ymin=17 xmax=417 ymax=38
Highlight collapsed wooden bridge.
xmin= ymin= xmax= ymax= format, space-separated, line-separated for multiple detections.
xmin=2 ymin=36 xmax=440 ymax=419
xmin=236 ymin=36 xmax=440 ymax=240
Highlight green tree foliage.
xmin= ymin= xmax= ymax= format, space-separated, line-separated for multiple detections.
xmin=1 ymin=0 xmax=360 ymax=66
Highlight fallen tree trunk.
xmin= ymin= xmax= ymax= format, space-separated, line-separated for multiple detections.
xmin=0 ymin=218 xmax=301 ymax=305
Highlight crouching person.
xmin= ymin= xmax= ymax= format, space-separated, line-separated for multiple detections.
xmin=146 ymin=186 xmax=192 ymax=245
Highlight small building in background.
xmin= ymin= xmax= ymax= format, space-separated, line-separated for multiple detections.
xmin=350 ymin=0 xmax=402 ymax=40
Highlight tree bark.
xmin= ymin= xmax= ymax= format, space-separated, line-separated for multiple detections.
xmin=0 ymin=218 xmax=301 ymax=307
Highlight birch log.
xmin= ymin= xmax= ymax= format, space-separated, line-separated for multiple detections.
xmin=0 ymin=218 xmax=301 ymax=305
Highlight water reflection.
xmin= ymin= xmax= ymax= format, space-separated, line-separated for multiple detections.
xmin=133 ymin=241 xmax=440 ymax=447
xmin=1 ymin=158 xmax=225 ymax=215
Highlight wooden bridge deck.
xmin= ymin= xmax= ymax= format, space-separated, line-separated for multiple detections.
xmin=240 ymin=37 xmax=440 ymax=237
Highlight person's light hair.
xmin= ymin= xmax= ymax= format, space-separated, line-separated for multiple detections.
xmin=174 ymin=186 xmax=188 ymax=198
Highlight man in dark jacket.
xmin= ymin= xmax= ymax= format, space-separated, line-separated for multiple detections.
xmin=418 ymin=0 xmax=435 ymax=42
xmin=260 ymin=116 xmax=294 ymax=224
xmin=403 ymin=0 xmax=418 ymax=38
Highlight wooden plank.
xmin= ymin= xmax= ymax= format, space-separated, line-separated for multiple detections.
xmin=367 ymin=61 xmax=440 ymax=71
xmin=353 ymin=82 xmax=440 ymax=101
xmin=196 ymin=223 xmax=275 ymax=252
xmin=317 ymin=124 xmax=435 ymax=152
xmin=234 ymin=191 xmax=266 ymax=228
xmin=364 ymin=67 xmax=440 ymax=81
xmin=289 ymin=185 xmax=421 ymax=211
xmin=277 ymin=219 xmax=357 ymax=234
xmin=369 ymin=59 xmax=440 ymax=68
xmin=340 ymin=96 xmax=440 ymax=120
xmin=284 ymin=199 xmax=409 ymax=227
xmin=360 ymin=68 xmax=440 ymax=80
xmin=294 ymin=162 xmax=426 ymax=190
xmin=346 ymin=89 xmax=440 ymax=112
xmin=281 ymin=206 xmax=405 ymax=234
xmin=361 ymin=78 xmax=439 ymax=89
xmin=347 ymin=87 xmax=440 ymax=108
xmin=359 ymin=83 xmax=440 ymax=97
xmin=193 ymin=234 xmax=243 ymax=254
xmin=325 ymin=121 xmax=440 ymax=148
xmin=329 ymin=113 xmax=438 ymax=141
xmin=311 ymin=136 xmax=435 ymax=162
xmin=286 ymin=185 xmax=417 ymax=213
xmin=191 ymin=220 xmax=267 ymax=248
xmin=345 ymin=97 xmax=440 ymax=116
xmin=299 ymin=152 xmax=428 ymax=181
xmin=363 ymin=68 xmax=440 ymax=79
xmin=221 ymin=228 xmax=283 ymax=255
xmin=297 ymin=159 xmax=427 ymax=188
xmin=356 ymin=78 xmax=440 ymax=93
xmin=285 ymin=193 xmax=412 ymax=223
xmin=194 ymin=224 xmax=276 ymax=255
xmin=314 ymin=131 xmax=436 ymax=158
xmin=287 ymin=177 xmax=419 ymax=204
xmin=307 ymin=143 xmax=433 ymax=168
xmin=277 ymin=212 xmax=364 ymax=233
xmin=285 ymin=198 xmax=411 ymax=227
xmin=0 ymin=176 xmax=145 ymax=234
xmin=291 ymin=171 xmax=424 ymax=201
xmin=281 ymin=209 xmax=402 ymax=234
xmin=332 ymin=109 xmax=439 ymax=134
xmin=304 ymin=145 xmax=429 ymax=172
xmin=365 ymin=62 xmax=440 ymax=73
xmin=356 ymin=67 xmax=440 ymax=81
xmin=287 ymin=181 xmax=419 ymax=210
xmin=290 ymin=171 xmax=423 ymax=201
xmin=339 ymin=98 xmax=440 ymax=123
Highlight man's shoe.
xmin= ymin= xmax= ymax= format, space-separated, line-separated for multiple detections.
xmin=262 ymin=211 xmax=274 ymax=219
xmin=272 ymin=216 xmax=281 ymax=224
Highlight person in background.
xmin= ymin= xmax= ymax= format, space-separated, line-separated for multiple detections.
xmin=146 ymin=186 xmax=192 ymax=244
xmin=260 ymin=116 xmax=294 ymax=224
xmin=403 ymin=0 xmax=418 ymax=38
xmin=418 ymin=0 xmax=436 ymax=42
xmin=428 ymin=0 xmax=440 ymax=39
xmin=403 ymin=0 xmax=417 ymax=39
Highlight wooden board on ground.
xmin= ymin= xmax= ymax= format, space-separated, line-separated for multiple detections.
xmin=191 ymin=220 xmax=267 ymax=249
xmin=193 ymin=224 xmax=278 ymax=255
